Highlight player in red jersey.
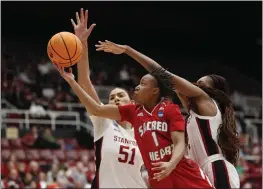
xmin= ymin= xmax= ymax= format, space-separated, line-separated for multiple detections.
xmin=55 ymin=66 xmax=213 ymax=188
xmin=96 ymin=40 xmax=240 ymax=188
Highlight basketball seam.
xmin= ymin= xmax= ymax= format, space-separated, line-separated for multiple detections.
xmin=72 ymin=36 xmax=78 ymax=58
xmin=56 ymin=53 xmax=82 ymax=64
xmin=59 ymin=33 xmax=72 ymax=66
xmin=49 ymin=41 xmax=70 ymax=60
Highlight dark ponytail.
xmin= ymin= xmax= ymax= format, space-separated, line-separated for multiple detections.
xmin=196 ymin=75 xmax=240 ymax=165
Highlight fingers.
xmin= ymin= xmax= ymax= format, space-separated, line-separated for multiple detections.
xmin=53 ymin=64 xmax=60 ymax=73
xmin=95 ymin=41 xmax=112 ymax=52
xmin=53 ymin=64 xmax=62 ymax=73
xmin=69 ymin=67 xmax=73 ymax=74
xmin=95 ymin=47 xmax=112 ymax=52
xmin=87 ymin=23 xmax=96 ymax=36
xmin=153 ymin=171 xmax=168 ymax=181
xmin=151 ymin=166 xmax=163 ymax=171
xmin=95 ymin=47 xmax=103 ymax=51
xmin=61 ymin=67 xmax=66 ymax=75
xmin=71 ymin=19 xmax=76 ymax=28
xmin=105 ymin=40 xmax=114 ymax=45
xmin=95 ymin=45 xmax=111 ymax=52
xmin=152 ymin=162 xmax=163 ymax=167
xmin=96 ymin=40 xmax=112 ymax=46
xmin=151 ymin=162 xmax=165 ymax=171
xmin=85 ymin=9 xmax=88 ymax=27
xmin=76 ymin=12 xmax=80 ymax=24
xmin=98 ymin=41 xmax=106 ymax=45
xmin=158 ymin=173 xmax=168 ymax=181
xmin=80 ymin=8 xmax=85 ymax=23
xmin=153 ymin=170 xmax=165 ymax=179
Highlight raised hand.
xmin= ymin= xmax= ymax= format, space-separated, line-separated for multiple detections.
xmin=71 ymin=8 xmax=96 ymax=43
xmin=95 ymin=40 xmax=127 ymax=54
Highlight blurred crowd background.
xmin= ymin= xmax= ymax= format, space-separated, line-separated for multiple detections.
xmin=1 ymin=1 xmax=262 ymax=189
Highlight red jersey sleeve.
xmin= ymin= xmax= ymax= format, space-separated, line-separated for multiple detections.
xmin=165 ymin=104 xmax=185 ymax=132
xmin=118 ymin=104 xmax=137 ymax=124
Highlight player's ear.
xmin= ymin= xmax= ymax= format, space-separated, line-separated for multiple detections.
xmin=152 ymin=87 xmax=160 ymax=95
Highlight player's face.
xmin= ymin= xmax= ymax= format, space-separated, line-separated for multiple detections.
xmin=109 ymin=88 xmax=131 ymax=106
xmin=197 ymin=76 xmax=213 ymax=88
xmin=134 ymin=74 xmax=158 ymax=104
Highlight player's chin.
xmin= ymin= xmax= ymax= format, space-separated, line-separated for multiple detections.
xmin=133 ymin=96 xmax=142 ymax=105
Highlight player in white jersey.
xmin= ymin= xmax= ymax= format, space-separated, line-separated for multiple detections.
xmin=70 ymin=9 xmax=147 ymax=188
xmin=152 ymin=71 xmax=241 ymax=188
xmin=92 ymin=41 xmax=240 ymax=188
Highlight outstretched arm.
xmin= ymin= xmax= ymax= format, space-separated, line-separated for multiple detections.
xmin=71 ymin=8 xmax=100 ymax=103
xmin=56 ymin=67 xmax=122 ymax=120
xmin=96 ymin=41 xmax=207 ymax=98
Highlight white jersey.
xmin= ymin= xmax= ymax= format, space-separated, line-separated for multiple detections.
xmin=186 ymin=99 xmax=240 ymax=188
xmin=90 ymin=115 xmax=147 ymax=188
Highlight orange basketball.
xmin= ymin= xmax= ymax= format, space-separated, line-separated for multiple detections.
xmin=47 ymin=32 xmax=82 ymax=67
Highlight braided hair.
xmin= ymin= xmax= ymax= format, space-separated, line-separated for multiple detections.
xmin=150 ymin=68 xmax=240 ymax=165
xmin=150 ymin=68 xmax=175 ymax=100
xmin=197 ymin=74 xmax=239 ymax=165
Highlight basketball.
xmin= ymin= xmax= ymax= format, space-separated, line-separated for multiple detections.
xmin=47 ymin=32 xmax=82 ymax=67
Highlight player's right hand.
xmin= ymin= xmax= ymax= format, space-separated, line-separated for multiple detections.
xmin=71 ymin=8 xmax=96 ymax=43
xmin=95 ymin=40 xmax=127 ymax=54
xmin=54 ymin=65 xmax=75 ymax=83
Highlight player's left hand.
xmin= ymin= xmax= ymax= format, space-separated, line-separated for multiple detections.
xmin=95 ymin=40 xmax=127 ymax=54
xmin=151 ymin=161 xmax=176 ymax=181
xmin=71 ymin=8 xmax=96 ymax=43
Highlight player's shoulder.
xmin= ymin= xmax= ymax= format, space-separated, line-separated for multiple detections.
xmin=163 ymin=99 xmax=180 ymax=109
xmin=163 ymin=100 xmax=182 ymax=116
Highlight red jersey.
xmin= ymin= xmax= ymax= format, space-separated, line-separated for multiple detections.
xmin=118 ymin=100 xmax=184 ymax=174
xmin=118 ymin=100 xmax=214 ymax=188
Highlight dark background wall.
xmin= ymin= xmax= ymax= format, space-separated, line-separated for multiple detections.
xmin=2 ymin=1 xmax=262 ymax=94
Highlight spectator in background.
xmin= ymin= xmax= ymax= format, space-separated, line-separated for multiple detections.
xmin=28 ymin=161 xmax=40 ymax=181
xmin=47 ymin=164 xmax=59 ymax=184
xmin=40 ymin=128 xmax=61 ymax=149
xmin=71 ymin=162 xmax=87 ymax=188
xmin=3 ymin=169 xmax=24 ymax=189
xmin=23 ymin=172 xmax=33 ymax=188
xmin=18 ymin=66 xmax=34 ymax=85
xmin=119 ymin=64 xmax=130 ymax=82
xmin=17 ymin=162 xmax=26 ymax=182
xmin=130 ymin=67 xmax=140 ymax=85
xmin=37 ymin=58 xmax=53 ymax=82
xmin=86 ymin=161 xmax=95 ymax=184
xmin=80 ymin=155 xmax=89 ymax=171
xmin=22 ymin=126 xmax=39 ymax=147
xmin=29 ymin=100 xmax=46 ymax=118
xmin=43 ymin=128 xmax=56 ymax=143
xmin=46 ymin=183 xmax=60 ymax=189
xmin=39 ymin=172 xmax=47 ymax=189
xmin=96 ymin=70 xmax=108 ymax=85
xmin=29 ymin=180 xmax=39 ymax=189
xmin=119 ymin=64 xmax=131 ymax=87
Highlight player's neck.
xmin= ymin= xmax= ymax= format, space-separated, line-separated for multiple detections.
xmin=143 ymin=98 xmax=161 ymax=113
